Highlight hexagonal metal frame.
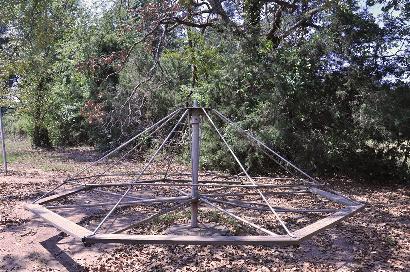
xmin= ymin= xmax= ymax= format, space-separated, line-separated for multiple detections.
xmin=26 ymin=104 xmax=364 ymax=246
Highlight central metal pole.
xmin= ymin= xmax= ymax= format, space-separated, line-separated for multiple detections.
xmin=190 ymin=100 xmax=200 ymax=228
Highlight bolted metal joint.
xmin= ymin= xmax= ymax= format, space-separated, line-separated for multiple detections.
xmin=190 ymin=115 xmax=200 ymax=125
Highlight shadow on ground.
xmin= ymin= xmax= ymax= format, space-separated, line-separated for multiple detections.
xmin=40 ymin=233 xmax=86 ymax=272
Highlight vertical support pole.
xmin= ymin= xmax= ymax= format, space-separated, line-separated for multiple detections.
xmin=190 ymin=100 xmax=200 ymax=228
xmin=0 ymin=107 xmax=7 ymax=175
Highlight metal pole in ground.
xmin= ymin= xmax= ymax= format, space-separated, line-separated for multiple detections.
xmin=190 ymin=100 xmax=200 ymax=228
xmin=0 ymin=107 xmax=7 ymax=175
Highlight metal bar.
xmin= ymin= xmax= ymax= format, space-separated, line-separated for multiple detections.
xmin=36 ymin=176 xmax=159 ymax=203
xmin=171 ymin=172 xmax=228 ymax=178
xmin=33 ymin=183 xmax=73 ymax=204
xmin=92 ymin=110 xmax=189 ymax=235
xmin=204 ymin=197 xmax=338 ymax=213
xmin=0 ymin=107 xmax=7 ymax=175
xmin=92 ymin=188 xmax=146 ymax=201
xmin=204 ymin=197 xmax=268 ymax=212
xmin=46 ymin=196 xmax=190 ymax=209
xmin=83 ymin=234 xmax=300 ymax=245
xmin=25 ymin=204 xmax=93 ymax=238
xmin=85 ymin=178 xmax=166 ymax=187
xmin=67 ymin=172 xmax=254 ymax=180
xmin=65 ymin=172 xmax=298 ymax=184
xmin=167 ymin=178 xmax=243 ymax=184
xmin=204 ymin=187 xmax=231 ymax=194
xmin=35 ymin=186 xmax=90 ymax=205
xmin=212 ymin=109 xmax=320 ymax=185
xmin=203 ymin=191 xmax=310 ymax=197
xmin=203 ymin=108 xmax=295 ymax=237
xmin=66 ymin=174 xmax=186 ymax=183
xmin=200 ymin=197 xmax=278 ymax=236
xmin=309 ymin=187 xmax=359 ymax=206
xmin=294 ymin=205 xmax=365 ymax=240
xmin=66 ymin=173 xmax=171 ymax=182
xmin=190 ymin=100 xmax=200 ymax=227
xmin=80 ymin=182 xmax=308 ymax=188
xmin=249 ymin=176 xmax=297 ymax=180
xmin=111 ymin=201 xmax=190 ymax=234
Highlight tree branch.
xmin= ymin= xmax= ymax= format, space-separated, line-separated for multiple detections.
xmin=163 ymin=17 xmax=215 ymax=28
xmin=208 ymin=0 xmax=243 ymax=33
xmin=279 ymin=5 xmax=323 ymax=39
xmin=266 ymin=6 xmax=284 ymax=42
xmin=263 ymin=0 xmax=297 ymax=10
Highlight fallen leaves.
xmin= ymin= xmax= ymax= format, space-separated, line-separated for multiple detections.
xmin=0 ymin=146 xmax=409 ymax=271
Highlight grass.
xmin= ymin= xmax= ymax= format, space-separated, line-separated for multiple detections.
xmin=0 ymin=138 xmax=31 ymax=164
xmin=201 ymin=209 xmax=249 ymax=235
xmin=0 ymin=137 xmax=83 ymax=173
xmin=156 ymin=212 xmax=184 ymax=224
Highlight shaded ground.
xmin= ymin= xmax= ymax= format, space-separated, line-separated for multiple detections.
xmin=0 ymin=139 xmax=408 ymax=271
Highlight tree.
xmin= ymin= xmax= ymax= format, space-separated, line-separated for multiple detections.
xmin=1 ymin=0 xmax=408 ymax=181
xmin=121 ymin=0 xmax=408 ymax=180
xmin=0 ymin=0 xmax=88 ymax=147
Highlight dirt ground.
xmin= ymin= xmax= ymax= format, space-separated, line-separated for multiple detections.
xmin=0 ymin=142 xmax=409 ymax=271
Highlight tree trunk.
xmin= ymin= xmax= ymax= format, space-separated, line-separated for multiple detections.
xmin=32 ymin=123 xmax=51 ymax=148
xmin=32 ymin=77 xmax=51 ymax=148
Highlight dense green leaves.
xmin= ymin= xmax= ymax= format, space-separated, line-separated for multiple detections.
xmin=0 ymin=0 xmax=409 ymax=182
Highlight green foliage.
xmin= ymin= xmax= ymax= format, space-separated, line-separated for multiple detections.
xmin=0 ymin=0 xmax=89 ymax=147
xmin=1 ymin=0 xmax=409 ymax=183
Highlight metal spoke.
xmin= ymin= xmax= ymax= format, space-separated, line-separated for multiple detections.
xmin=46 ymin=196 xmax=190 ymax=209
xmin=203 ymin=190 xmax=310 ymax=197
xmin=72 ymin=108 xmax=182 ymax=185
xmin=92 ymin=188 xmax=146 ymax=201
xmin=92 ymin=109 xmax=189 ymax=235
xmin=34 ymin=108 xmax=182 ymax=204
xmin=204 ymin=197 xmax=337 ymax=213
xmin=212 ymin=109 xmax=320 ymax=185
xmin=162 ymin=113 xmax=190 ymax=180
xmin=79 ymin=182 xmax=309 ymax=188
xmin=200 ymin=197 xmax=278 ymax=236
xmin=111 ymin=200 xmax=191 ymax=234
xmin=203 ymin=108 xmax=295 ymax=237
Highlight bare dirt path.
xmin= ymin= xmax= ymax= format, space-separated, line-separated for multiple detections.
xmin=0 ymin=144 xmax=408 ymax=271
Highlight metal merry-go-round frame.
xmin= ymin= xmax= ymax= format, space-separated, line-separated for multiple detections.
xmin=26 ymin=101 xmax=364 ymax=246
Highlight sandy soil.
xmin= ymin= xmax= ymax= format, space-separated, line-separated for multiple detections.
xmin=0 ymin=146 xmax=408 ymax=271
